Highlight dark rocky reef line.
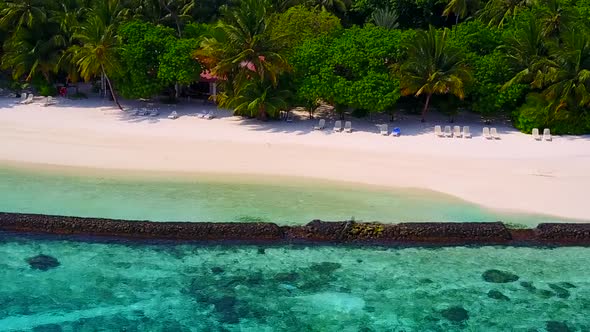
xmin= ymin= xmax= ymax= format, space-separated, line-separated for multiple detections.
xmin=0 ymin=212 xmax=589 ymax=246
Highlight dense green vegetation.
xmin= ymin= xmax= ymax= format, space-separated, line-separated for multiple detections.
xmin=1 ymin=0 xmax=590 ymax=133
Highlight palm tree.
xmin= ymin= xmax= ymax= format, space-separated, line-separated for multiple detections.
xmin=69 ymin=14 xmax=123 ymax=109
xmin=535 ymin=0 xmax=577 ymax=40
xmin=268 ymin=0 xmax=301 ymax=12
xmin=1 ymin=26 xmax=65 ymax=82
xmin=443 ymin=0 xmax=480 ymax=25
xmin=221 ymin=80 xmax=291 ymax=120
xmin=90 ymin=0 xmax=130 ymax=28
xmin=130 ymin=0 xmax=162 ymax=23
xmin=477 ymin=0 xmax=531 ymax=28
xmin=501 ymin=14 xmax=549 ymax=89
xmin=197 ymin=0 xmax=289 ymax=86
xmin=319 ymin=0 xmax=350 ymax=14
xmin=50 ymin=0 xmax=88 ymax=37
xmin=304 ymin=0 xmax=350 ymax=16
xmin=535 ymin=31 xmax=590 ymax=112
xmin=0 ymin=0 xmax=48 ymax=34
xmin=159 ymin=0 xmax=195 ymax=37
xmin=372 ymin=7 xmax=399 ymax=30
xmin=399 ymin=26 xmax=472 ymax=122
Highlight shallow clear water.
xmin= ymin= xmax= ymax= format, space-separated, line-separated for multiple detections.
xmin=0 ymin=166 xmax=570 ymax=225
xmin=0 ymin=236 xmax=588 ymax=331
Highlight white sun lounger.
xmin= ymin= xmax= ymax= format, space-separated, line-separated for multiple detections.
xmin=13 ymin=93 xmax=27 ymax=106
xmin=167 ymin=111 xmax=178 ymax=119
xmin=333 ymin=120 xmax=342 ymax=132
xmin=380 ymin=124 xmax=388 ymax=136
xmin=313 ymin=119 xmax=326 ymax=130
xmin=149 ymin=109 xmax=159 ymax=116
xmin=490 ymin=127 xmax=500 ymax=139
xmin=483 ymin=127 xmax=492 ymax=139
xmin=42 ymin=96 xmax=57 ymax=107
xmin=453 ymin=126 xmax=462 ymax=138
xmin=204 ymin=112 xmax=215 ymax=119
xmin=532 ymin=128 xmax=541 ymax=140
xmin=444 ymin=125 xmax=452 ymax=137
xmin=434 ymin=125 xmax=444 ymax=137
xmin=23 ymin=94 xmax=34 ymax=104
xmin=543 ymin=128 xmax=552 ymax=141
xmin=463 ymin=126 xmax=471 ymax=138
xmin=20 ymin=94 xmax=34 ymax=104
xmin=344 ymin=121 xmax=352 ymax=133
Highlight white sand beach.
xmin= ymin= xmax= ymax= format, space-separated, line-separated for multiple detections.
xmin=1 ymin=96 xmax=589 ymax=220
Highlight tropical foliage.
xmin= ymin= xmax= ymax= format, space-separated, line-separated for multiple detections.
xmin=1 ymin=0 xmax=590 ymax=133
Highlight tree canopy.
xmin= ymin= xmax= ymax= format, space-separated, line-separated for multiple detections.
xmin=1 ymin=0 xmax=590 ymax=133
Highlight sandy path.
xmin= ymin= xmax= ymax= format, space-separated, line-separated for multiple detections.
xmin=1 ymin=97 xmax=589 ymax=220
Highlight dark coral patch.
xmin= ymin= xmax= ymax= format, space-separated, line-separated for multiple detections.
xmin=441 ymin=306 xmax=469 ymax=323
xmin=482 ymin=269 xmax=519 ymax=283
xmin=26 ymin=254 xmax=60 ymax=271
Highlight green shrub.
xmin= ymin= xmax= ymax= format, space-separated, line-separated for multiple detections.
xmin=513 ymin=93 xmax=590 ymax=134
xmin=38 ymin=84 xmax=57 ymax=97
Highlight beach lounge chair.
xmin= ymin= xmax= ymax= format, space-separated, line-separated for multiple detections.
xmin=434 ymin=125 xmax=444 ymax=137
xmin=380 ymin=124 xmax=388 ymax=135
xmin=453 ymin=126 xmax=462 ymax=138
xmin=42 ymin=96 xmax=57 ymax=107
xmin=532 ymin=128 xmax=541 ymax=140
xmin=24 ymin=94 xmax=34 ymax=104
xmin=543 ymin=128 xmax=552 ymax=141
xmin=149 ymin=109 xmax=159 ymax=117
xmin=333 ymin=120 xmax=342 ymax=132
xmin=286 ymin=112 xmax=293 ymax=122
xmin=462 ymin=126 xmax=471 ymax=138
xmin=167 ymin=111 xmax=178 ymax=119
xmin=444 ymin=125 xmax=452 ymax=137
xmin=13 ymin=93 xmax=26 ymax=106
xmin=490 ymin=127 xmax=500 ymax=139
xmin=392 ymin=127 xmax=401 ymax=137
xmin=314 ymin=119 xmax=326 ymax=130
xmin=483 ymin=127 xmax=492 ymax=139
xmin=20 ymin=94 xmax=34 ymax=104
xmin=204 ymin=112 xmax=215 ymax=119
xmin=344 ymin=121 xmax=352 ymax=133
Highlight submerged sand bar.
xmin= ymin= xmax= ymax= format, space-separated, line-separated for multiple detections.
xmin=0 ymin=98 xmax=589 ymax=220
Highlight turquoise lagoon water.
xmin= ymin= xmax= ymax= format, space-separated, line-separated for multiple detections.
xmin=0 ymin=236 xmax=589 ymax=331
xmin=0 ymin=166 xmax=571 ymax=225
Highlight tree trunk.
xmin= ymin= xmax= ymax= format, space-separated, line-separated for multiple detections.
xmin=175 ymin=16 xmax=182 ymax=38
xmin=101 ymin=66 xmax=123 ymax=111
xmin=161 ymin=1 xmax=182 ymax=37
xmin=421 ymin=93 xmax=432 ymax=122
xmin=456 ymin=14 xmax=459 ymax=25
xmin=258 ymin=105 xmax=267 ymax=121
xmin=100 ymin=72 xmax=106 ymax=98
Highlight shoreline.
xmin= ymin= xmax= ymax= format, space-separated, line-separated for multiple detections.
xmin=1 ymin=212 xmax=589 ymax=246
xmin=1 ymin=99 xmax=589 ymax=220
xmin=0 ymin=159 xmax=582 ymax=224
